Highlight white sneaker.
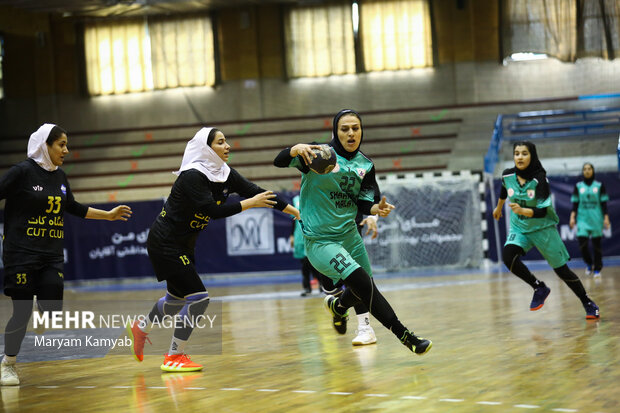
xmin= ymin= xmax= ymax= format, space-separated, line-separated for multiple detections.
xmin=352 ymin=325 xmax=377 ymax=346
xmin=1 ymin=360 xmax=20 ymax=386
xmin=585 ymin=267 xmax=592 ymax=276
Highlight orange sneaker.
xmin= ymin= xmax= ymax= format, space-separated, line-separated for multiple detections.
xmin=161 ymin=354 xmax=203 ymax=372
xmin=126 ymin=321 xmax=152 ymax=362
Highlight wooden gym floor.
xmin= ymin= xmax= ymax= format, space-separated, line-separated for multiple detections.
xmin=1 ymin=266 xmax=619 ymax=412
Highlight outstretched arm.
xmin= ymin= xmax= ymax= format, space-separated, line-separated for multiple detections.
xmin=274 ymin=144 xmax=322 ymax=171
xmin=369 ymin=196 xmax=395 ymax=217
xmin=86 ymin=205 xmax=132 ymax=221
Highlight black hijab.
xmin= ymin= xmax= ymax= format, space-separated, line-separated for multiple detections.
xmin=510 ymin=141 xmax=550 ymax=200
xmin=330 ymin=109 xmax=363 ymax=160
xmin=582 ymin=162 xmax=595 ymax=185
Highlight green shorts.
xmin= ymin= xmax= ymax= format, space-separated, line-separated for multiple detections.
xmin=505 ymin=225 xmax=569 ymax=269
xmin=304 ymin=229 xmax=372 ymax=283
xmin=576 ymin=224 xmax=603 ymax=238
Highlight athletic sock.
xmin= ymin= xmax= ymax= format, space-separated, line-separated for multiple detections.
xmin=168 ymin=336 xmax=188 ymax=355
xmin=357 ymin=312 xmax=370 ymax=328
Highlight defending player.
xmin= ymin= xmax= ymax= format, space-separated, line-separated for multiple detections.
xmin=126 ymin=127 xmax=299 ymax=372
xmin=0 ymin=124 xmax=132 ymax=386
xmin=492 ymin=141 xmax=599 ymax=319
xmin=274 ymin=109 xmax=432 ymax=355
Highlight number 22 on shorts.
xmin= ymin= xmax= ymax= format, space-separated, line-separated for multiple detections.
xmin=330 ymin=253 xmax=351 ymax=274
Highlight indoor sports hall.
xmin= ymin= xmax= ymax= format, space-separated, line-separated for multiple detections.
xmin=1 ymin=1 xmax=619 ymax=412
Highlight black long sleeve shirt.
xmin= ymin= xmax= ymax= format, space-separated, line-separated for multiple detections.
xmin=0 ymin=159 xmax=88 ymax=270
xmin=148 ymin=168 xmax=288 ymax=253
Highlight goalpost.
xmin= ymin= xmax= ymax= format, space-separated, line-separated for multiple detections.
xmin=366 ymin=171 xmax=487 ymax=272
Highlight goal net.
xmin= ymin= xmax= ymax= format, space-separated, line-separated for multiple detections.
xmin=366 ymin=172 xmax=484 ymax=272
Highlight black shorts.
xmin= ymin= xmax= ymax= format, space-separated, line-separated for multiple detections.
xmin=3 ymin=264 xmax=64 ymax=298
xmin=147 ymin=245 xmax=205 ymax=297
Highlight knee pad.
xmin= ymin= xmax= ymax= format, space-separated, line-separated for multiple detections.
xmin=158 ymin=291 xmax=186 ymax=316
xmin=184 ymin=291 xmax=210 ymax=318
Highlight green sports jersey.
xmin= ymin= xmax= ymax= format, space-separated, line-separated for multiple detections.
xmin=571 ymin=180 xmax=608 ymax=234
xmin=290 ymin=152 xmax=375 ymax=239
xmin=502 ymin=172 xmax=559 ymax=233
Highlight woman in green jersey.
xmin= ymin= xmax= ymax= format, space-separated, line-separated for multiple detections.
xmin=569 ymin=163 xmax=610 ymax=278
xmin=492 ymin=141 xmax=599 ymax=319
xmin=274 ymin=109 xmax=432 ymax=355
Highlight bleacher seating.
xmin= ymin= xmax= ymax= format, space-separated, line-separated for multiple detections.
xmin=3 ymin=100 xmax=619 ymax=204
xmin=485 ymin=106 xmax=620 ymax=174
xmin=0 ymin=110 xmax=461 ymax=203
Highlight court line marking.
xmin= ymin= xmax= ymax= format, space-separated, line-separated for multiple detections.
xmin=217 ymin=278 xmax=492 ymax=302
xmin=25 ymin=384 xmax=593 ymax=411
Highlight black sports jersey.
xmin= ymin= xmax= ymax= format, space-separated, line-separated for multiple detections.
xmin=0 ymin=159 xmax=88 ymax=270
xmin=148 ymin=168 xmax=287 ymax=252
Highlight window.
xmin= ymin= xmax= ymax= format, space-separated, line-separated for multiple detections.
xmin=149 ymin=16 xmax=215 ymax=89
xmin=84 ymin=16 xmax=215 ymax=95
xmin=502 ymin=0 xmax=620 ymax=62
xmin=502 ymin=0 xmax=576 ymax=62
xmin=360 ymin=0 xmax=433 ymax=71
xmin=284 ymin=3 xmax=356 ymax=78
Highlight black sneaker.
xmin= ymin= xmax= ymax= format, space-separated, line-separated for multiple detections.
xmin=530 ymin=284 xmax=551 ymax=311
xmin=584 ymin=301 xmax=600 ymax=320
xmin=300 ymin=288 xmax=312 ymax=297
xmin=400 ymin=330 xmax=432 ymax=356
xmin=324 ymin=295 xmax=348 ymax=334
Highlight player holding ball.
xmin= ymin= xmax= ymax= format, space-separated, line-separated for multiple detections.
xmin=274 ymin=109 xmax=432 ymax=355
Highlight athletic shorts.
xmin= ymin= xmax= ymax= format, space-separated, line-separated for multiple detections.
xmin=505 ymin=226 xmax=569 ymax=269
xmin=147 ymin=244 xmax=205 ymax=297
xmin=3 ymin=264 xmax=64 ymax=298
xmin=576 ymin=225 xmax=603 ymax=238
xmin=304 ymin=228 xmax=372 ymax=283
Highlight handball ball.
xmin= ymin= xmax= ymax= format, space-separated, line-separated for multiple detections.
xmin=309 ymin=145 xmax=337 ymax=174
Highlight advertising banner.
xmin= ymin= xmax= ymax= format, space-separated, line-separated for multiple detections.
xmin=1 ymin=193 xmax=299 ymax=281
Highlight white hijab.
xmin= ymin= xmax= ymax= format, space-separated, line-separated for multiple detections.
xmin=174 ymin=127 xmax=231 ymax=182
xmin=27 ymin=123 xmax=59 ymax=172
